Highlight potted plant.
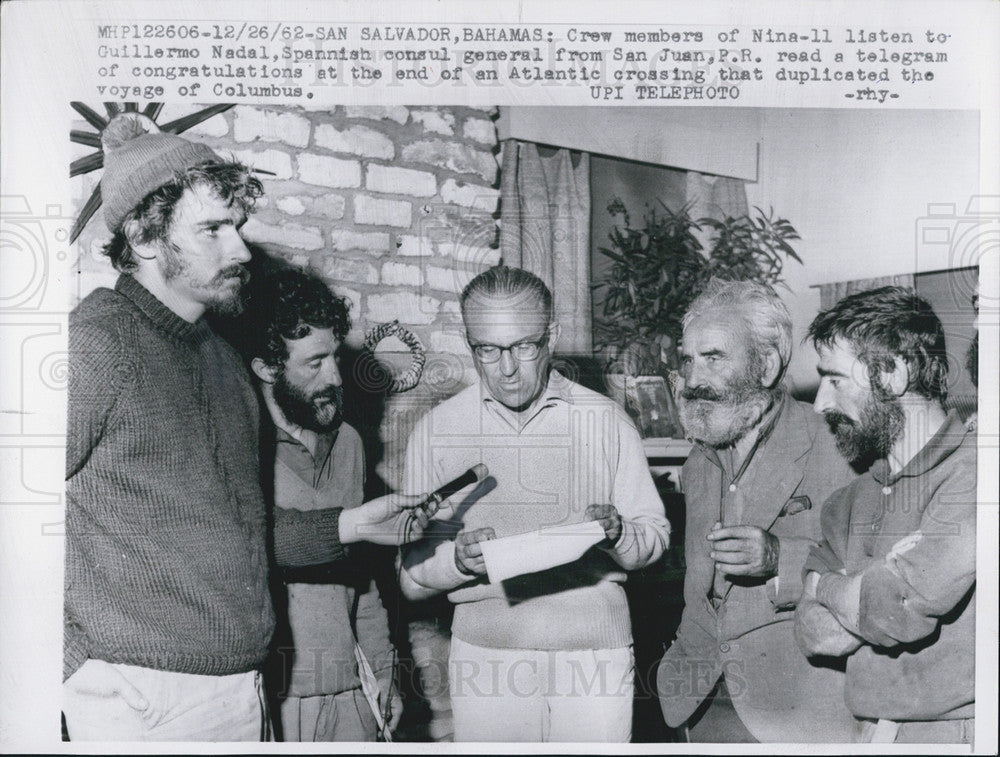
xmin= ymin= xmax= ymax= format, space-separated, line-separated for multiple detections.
xmin=593 ymin=198 xmax=802 ymax=437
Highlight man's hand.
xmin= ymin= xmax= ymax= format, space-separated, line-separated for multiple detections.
xmin=707 ymin=522 xmax=779 ymax=578
xmin=65 ymin=659 xmax=148 ymax=712
xmin=794 ymin=593 xmax=863 ymax=657
xmin=339 ymin=493 xmax=433 ymax=546
xmin=454 ymin=527 xmax=496 ymax=576
xmin=586 ymin=504 xmax=623 ymax=545
xmin=340 ymin=479 xmax=481 ymax=546
xmin=386 ymin=691 xmax=403 ymax=733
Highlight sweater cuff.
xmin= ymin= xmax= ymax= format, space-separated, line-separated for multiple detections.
xmin=317 ymin=507 xmax=348 ymax=562
xmin=64 ymin=624 xmax=89 ymax=683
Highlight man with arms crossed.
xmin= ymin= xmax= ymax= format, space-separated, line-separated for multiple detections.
xmin=796 ymin=287 xmax=976 ymax=744
xmin=657 ymin=278 xmax=858 ymax=742
xmin=399 ymin=265 xmax=670 ymax=742
xmin=64 ymin=116 xmax=441 ymax=741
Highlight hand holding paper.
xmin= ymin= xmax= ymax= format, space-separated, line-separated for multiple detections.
xmin=454 ymin=527 xmax=496 ymax=577
xmin=479 ymin=520 xmax=608 ymax=583
xmin=585 ymin=503 xmax=623 ymax=544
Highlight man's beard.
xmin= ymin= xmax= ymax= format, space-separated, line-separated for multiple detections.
xmin=159 ymin=241 xmax=249 ymax=316
xmin=273 ymin=371 xmax=344 ymax=433
xmin=823 ymin=390 xmax=905 ymax=467
xmin=203 ymin=265 xmax=249 ymax=316
xmin=677 ymin=371 xmax=775 ymax=448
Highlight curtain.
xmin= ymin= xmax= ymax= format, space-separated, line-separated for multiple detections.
xmin=686 ymin=170 xmax=749 ymax=253
xmin=499 ymin=140 xmax=592 ymax=353
xmin=819 ymin=274 xmax=915 ymax=310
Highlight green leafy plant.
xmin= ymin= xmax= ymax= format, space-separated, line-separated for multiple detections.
xmin=594 ymin=198 xmax=802 ymax=361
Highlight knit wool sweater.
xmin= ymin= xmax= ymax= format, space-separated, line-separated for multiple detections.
xmin=64 ymin=275 xmax=275 ymax=681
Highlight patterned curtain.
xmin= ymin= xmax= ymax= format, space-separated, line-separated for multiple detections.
xmin=686 ymin=170 xmax=750 ymax=247
xmin=499 ymin=140 xmax=592 ymax=353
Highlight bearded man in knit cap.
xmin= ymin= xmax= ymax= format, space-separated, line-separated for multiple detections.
xmin=63 ymin=114 xmax=440 ymax=741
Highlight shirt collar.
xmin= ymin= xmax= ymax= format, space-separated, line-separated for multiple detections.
xmin=275 ymin=424 xmax=337 ymax=466
xmin=115 ymin=274 xmax=208 ymax=345
xmin=872 ymin=409 xmax=971 ymax=485
xmin=479 ymin=369 xmax=576 ymax=406
xmin=479 ymin=369 xmax=575 ymax=429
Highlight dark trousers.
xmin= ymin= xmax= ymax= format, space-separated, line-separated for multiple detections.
xmin=686 ymin=676 xmax=758 ymax=743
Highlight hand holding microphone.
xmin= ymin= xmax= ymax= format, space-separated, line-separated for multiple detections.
xmin=339 ymin=464 xmax=490 ymax=546
xmin=403 ymin=463 xmax=490 ymax=541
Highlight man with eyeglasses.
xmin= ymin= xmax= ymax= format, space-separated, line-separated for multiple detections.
xmin=398 ymin=265 xmax=670 ymax=742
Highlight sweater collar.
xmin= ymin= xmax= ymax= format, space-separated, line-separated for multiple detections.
xmin=115 ymin=274 xmax=209 ymax=345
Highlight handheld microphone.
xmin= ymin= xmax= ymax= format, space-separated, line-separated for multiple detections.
xmin=402 ymin=464 xmax=490 ymax=543
xmin=420 ymin=463 xmax=489 ymax=513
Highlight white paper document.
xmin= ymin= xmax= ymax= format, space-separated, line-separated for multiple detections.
xmin=480 ymin=520 xmax=607 ymax=583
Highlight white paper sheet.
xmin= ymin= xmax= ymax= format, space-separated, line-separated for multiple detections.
xmin=480 ymin=520 xmax=607 ymax=583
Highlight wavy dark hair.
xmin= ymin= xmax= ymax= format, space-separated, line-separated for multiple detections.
xmin=103 ymin=160 xmax=263 ymax=272
xmin=247 ymin=267 xmax=351 ymax=368
xmin=808 ymin=286 xmax=948 ymax=402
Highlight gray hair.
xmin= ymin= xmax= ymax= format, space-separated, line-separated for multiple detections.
xmin=683 ymin=278 xmax=793 ymax=380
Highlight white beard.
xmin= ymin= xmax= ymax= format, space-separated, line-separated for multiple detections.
xmin=678 ymin=388 xmax=774 ymax=448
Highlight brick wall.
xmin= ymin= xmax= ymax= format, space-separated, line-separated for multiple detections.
xmin=72 ymin=104 xmax=502 ymax=486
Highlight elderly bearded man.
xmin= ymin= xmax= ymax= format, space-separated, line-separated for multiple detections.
xmin=399 ymin=265 xmax=670 ymax=743
xmin=656 ymin=278 xmax=859 ymax=743
xmin=796 ymin=287 xmax=976 ymax=744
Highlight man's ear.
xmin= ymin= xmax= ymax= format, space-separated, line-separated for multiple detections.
xmin=760 ymin=347 xmax=782 ymax=389
xmin=122 ymin=219 xmax=157 ymax=262
xmin=879 ymin=356 xmax=910 ymax=397
xmin=251 ymin=357 xmax=278 ymax=384
xmin=547 ymin=322 xmax=561 ymax=351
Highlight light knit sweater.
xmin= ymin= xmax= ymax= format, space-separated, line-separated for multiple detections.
xmin=400 ymin=372 xmax=670 ymax=651
xmin=64 ymin=275 xmax=274 ymax=681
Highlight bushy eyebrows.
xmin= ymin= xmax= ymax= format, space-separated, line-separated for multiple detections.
xmin=681 ymin=347 xmax=727 ymax=358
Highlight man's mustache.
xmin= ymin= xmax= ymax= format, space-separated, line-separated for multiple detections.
xmin=214 ymin=265 xmax=250 ymax=285
xmin=681 ymin=386 xmax=724 ymax=402
xmin=823 ymin=410 xmax=854 ymax=429
xmin=312 ymin=385 xmax=343 ymax=407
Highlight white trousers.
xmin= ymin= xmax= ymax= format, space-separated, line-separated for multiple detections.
xmin=63 ymin=662 xmax=268 ymax=742
xmin=448 ymin=636 xmax=634 ymax=743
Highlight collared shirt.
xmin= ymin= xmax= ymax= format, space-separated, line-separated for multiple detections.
xmin=275 ymin=426 xmax=338 ymax=490
xmin=478 ymin=368 xmax=578 ymax=433
xmin=270 ymin=420 xmax=395 ymax=698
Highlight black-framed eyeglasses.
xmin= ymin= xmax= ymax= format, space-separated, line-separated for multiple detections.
xmin=468 ymin=331 xmax=550 ymax=364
